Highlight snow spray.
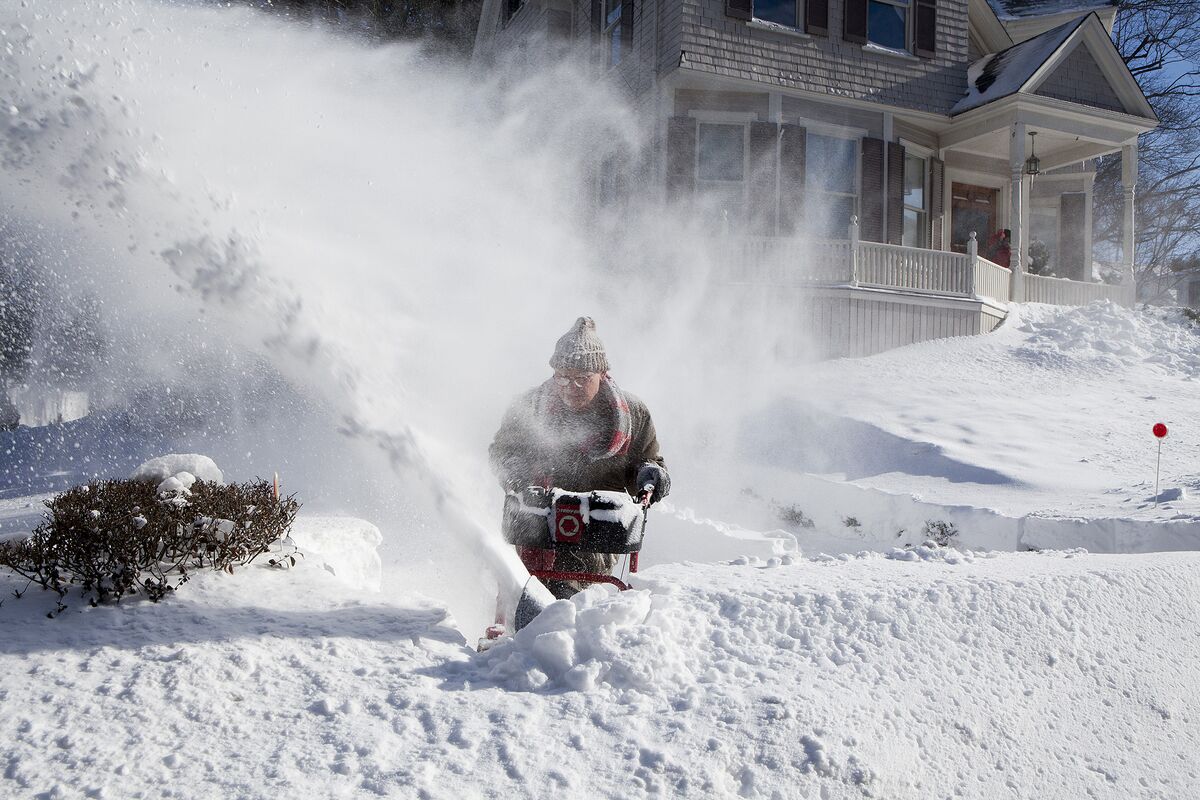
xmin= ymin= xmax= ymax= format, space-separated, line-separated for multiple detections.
xmin=0 ymin=0 xmax=826 ymax=631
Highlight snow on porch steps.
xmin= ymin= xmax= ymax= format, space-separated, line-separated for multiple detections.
xmin=1 ymin=549 xmax=1198 ymax=799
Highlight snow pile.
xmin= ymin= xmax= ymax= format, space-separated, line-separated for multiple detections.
xmin=1015 ymin=301 xmax=1200 ymax=378
xmin=779 ymin=301 xmax=1200 ymax=528
xmin=131 ymin=454 xmax=225 ymax=485
xmin=5 ymin=547 xmax=1200 ymax=797
xmin=480 ymin=583 xmax=696 ymax=693
xmin=290 ymin=516 xmax=384 ymax=591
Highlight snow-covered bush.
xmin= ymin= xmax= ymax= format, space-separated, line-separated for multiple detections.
xmin=777 ymin=504 xmax=815 ymax=529
xmin=0 ymin=477 xmax=300 ymax=615
xmin=922 ymin=520 xmax=959 ymax=547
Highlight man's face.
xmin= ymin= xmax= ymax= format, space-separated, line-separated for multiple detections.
xmin=554 ymin=369 xmax=602 ymax=411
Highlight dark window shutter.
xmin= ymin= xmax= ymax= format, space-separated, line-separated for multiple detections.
xmin=860 ymin=137 xmax=885 ymax=242
xmin=1060 ymin=192 xmax=1086 ymax=281
xmin=805 ymin=0 xmax=829 ymax=35
xmin=620 ymin=1 xmax=635 ymax=54
xmin=726 ymin=0 xmax=753 ymax=22
xmin=779 ymin=124 xmax=807 ymax=235
xmin=930 ymin=157 xmax=945 ymax=250
xmin=844 ymin=0 xmax=867 ymax=44
xmin=666 ymin=116 xmax=698 ymax=201
xmin=915 ymin=0 xmax=937 ymax=57
xmin=886 ymin=141 xmax=905 ymax=246
xmin=748 ymin=121 xmax=780 ymax=236
xmin=591 ymin=0 xmax=603 ymax=38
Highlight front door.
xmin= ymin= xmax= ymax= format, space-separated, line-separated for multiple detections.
xmin=950 ymin=183 xmax=999 ymax=254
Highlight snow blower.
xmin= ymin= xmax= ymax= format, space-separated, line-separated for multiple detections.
xmin=481 ymin=484 xmax=652 ymax=646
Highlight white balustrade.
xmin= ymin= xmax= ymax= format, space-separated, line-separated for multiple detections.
xmin=1018 ymin=272 xmax=1136 ymax=307
xmin=727 ymin=236 xmax=853 ymax=285
xmin=855 ymin=242 xmax=973 ymax=296
xmin=973 ymin=256 xmax=1012 ymax=304
xmin=725 ymin=233 xmax=1132 ymax=310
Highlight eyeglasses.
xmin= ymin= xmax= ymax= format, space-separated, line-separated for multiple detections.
xmin=553 ymin=373 xmax=595 ymax=388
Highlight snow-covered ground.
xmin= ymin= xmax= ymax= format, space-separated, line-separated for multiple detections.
xmin=3 ymin=528 xmax=1199 ymax=799
xmin=1 ymin=1 xmax=1199 ymax=796
xmin=2 ymin=302 xmax=1199 ymax=799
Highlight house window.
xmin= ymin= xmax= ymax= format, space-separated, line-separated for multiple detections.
xmin=902 ymin=153 xmax=927 ymax=248
xmin=806 ymin=132 xmax=858 ymax=238
xmin=604 ymin=0 xmax=624 ymax=66
xmin=756 ymin=0 xmax=801 ymax=27
xmin=868 ymin=0 xmax=908 ymax=50
xmin=697 ymin=122 xmax=747 ymax=227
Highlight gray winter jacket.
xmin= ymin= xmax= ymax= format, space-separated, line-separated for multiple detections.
xmin=489 ymin=384 xmax=667 ymax=498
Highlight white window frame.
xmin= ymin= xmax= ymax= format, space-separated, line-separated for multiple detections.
xmin=900 ymin=140 xmax=931 ymax=248
xmin=796 ymin=119 xmax=863 ymax=239
xmin=690 ymin=115 xmax=753 ymax=229
xmin=866 ymin=0 xmax=912 ymax=54
xmin=603 ymin=0 xmax=624 ymax=67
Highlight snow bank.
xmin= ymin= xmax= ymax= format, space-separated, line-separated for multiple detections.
xmin=132 ymin=454 xmax=225 ymax=485
xmin=1013 ymin=301 xmax=1200 ymax=379
xmin=479 ymin=583 xmax=697 ymax=693
xmin=782 ymin=301 xmax=1200 ymax=533
xmin=289 ymin=516 xmax=384 ymax=591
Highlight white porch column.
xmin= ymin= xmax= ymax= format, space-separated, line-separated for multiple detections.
xmin=1009 ymin=123 xmax=1027 ymax=301
xmin=1122 ymin=141 xmax=1138 ymax=280
xmin=1084 ymin=165 xmax=1095 ymax=282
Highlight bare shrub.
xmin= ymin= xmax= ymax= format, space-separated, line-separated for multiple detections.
xmin=922 ymin=520 xmax=959 ymax=547
xmin=777 ymin=504 xmax=815 ymax=529
xmin=0 ymin=478 xmax=300 ymax=616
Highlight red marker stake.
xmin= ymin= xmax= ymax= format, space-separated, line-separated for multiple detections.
xmin=1153 ymin=423 xmax=1169 ymax=507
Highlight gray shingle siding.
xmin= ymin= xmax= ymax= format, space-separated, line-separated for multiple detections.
xmin=1034 ymin=42 xmax=1125 ymax=113
xmin=678 ymin=0 xmax=970 ymax=114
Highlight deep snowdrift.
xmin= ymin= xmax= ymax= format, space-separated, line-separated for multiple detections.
xmin=2 ymin=540 xmax=1197 ymax=799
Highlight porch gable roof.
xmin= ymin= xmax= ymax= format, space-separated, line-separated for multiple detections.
xmin=951 ymin=13 xmax=1156 ymax=122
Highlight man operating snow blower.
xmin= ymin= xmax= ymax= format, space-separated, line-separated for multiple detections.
xmin=488 ymin=316 xmax=669 ymax=631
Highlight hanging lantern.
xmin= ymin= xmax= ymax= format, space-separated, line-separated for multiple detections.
xmin=1025 ymin=131 xmax=1041 ymax=176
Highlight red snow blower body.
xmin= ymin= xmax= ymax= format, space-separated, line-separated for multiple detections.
xmin=503 ymin=486 xmax=649 ymax=592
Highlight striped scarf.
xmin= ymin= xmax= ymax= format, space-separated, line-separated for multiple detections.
xmin=535 ymin=374 xmax=632 ymax=461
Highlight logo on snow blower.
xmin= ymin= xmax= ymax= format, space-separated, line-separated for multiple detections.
xmin=553 ymin=498 xmax=584 ymax=544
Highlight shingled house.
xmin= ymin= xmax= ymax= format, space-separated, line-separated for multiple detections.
xmin=475 ymin=0 xmax=1157 ymax=355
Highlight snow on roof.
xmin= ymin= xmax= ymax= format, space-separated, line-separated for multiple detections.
xmin=985 ymin=0 xmax=1115 ymax=20
xmin=951 ymin=16 xmax=1084 ymax=114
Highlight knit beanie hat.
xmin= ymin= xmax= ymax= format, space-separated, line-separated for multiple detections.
xmin=549 ymin=316 xmax=610 ymax=373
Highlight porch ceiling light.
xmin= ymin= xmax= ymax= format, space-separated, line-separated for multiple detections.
xmin=1025 ymin=131 xmax=1040 ymax=176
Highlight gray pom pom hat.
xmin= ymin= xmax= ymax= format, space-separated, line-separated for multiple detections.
xmin=549 ymin=316 xmax=610 ymax=373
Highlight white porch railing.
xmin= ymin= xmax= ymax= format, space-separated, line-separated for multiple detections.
xmin=727 ymin=237 xmax=853 ymax=285
xmin=725 ymin=222 xmax=1133 ymax=310
xmin=973 ymin=255 xmax=1012 ymax=305
xmin=1018 ymin=272 xmax=1135 ymax=307
xmin=856 ymin=242 xmax=973 ymax=296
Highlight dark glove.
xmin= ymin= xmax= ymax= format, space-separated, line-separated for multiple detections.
xmin=636 ymin=463 xmax=670 ymax=505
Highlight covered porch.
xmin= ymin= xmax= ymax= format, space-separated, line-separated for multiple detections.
xmin=939 ymin=12 xmax=1158 ymax=292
